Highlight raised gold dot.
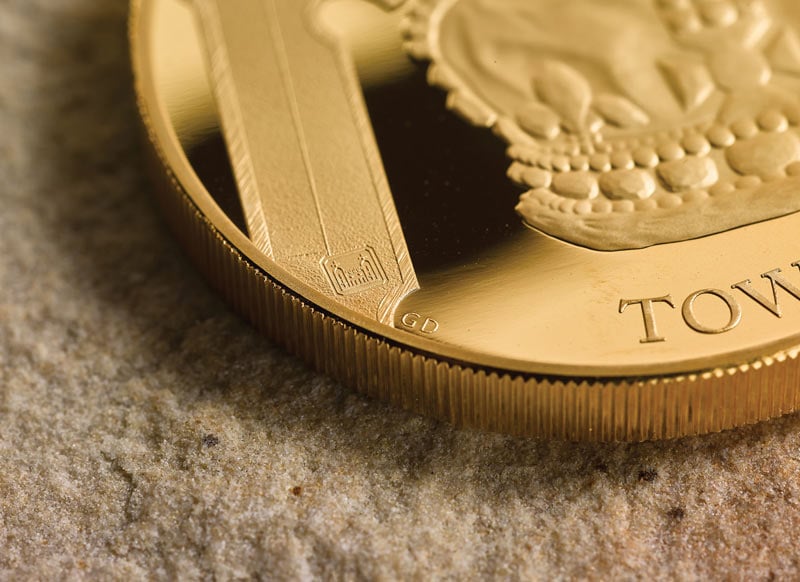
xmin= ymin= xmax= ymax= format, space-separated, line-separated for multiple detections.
xmin=571 ymin=156 xmax=589 ymax=171
xmin=658 ymin=156 xmax=718 ymax=191
xmin=516 ymin=102 xmax=561 ymax=140
xmin=726 ymin=132 xmax=800 ymax=179
xmin=757 ymin=110 xmax=788 ymax=132
xmin=682 ymin=189 xmax=709 ymax=204
xmin=511 ymin=147 xmax=538 ymax=165
xmin=785 ymin=104 xmax=800 ymax=126
xmin=559 ymin=198 xmax=576 ymax=213
xmin=731 ymin=118 xmax=759 ymax=139
xmin=600 ymin=169 xmax=657 ymax=200
xmin=533 ymin=189 xmax=553 ymax=204
xmin=635 ymin=198 xmax=659 ymax=211
xmin=610 ymin=151 xmax=634 ymax=170
xmin=710 ymin=182 xmax=736 ymax=196
xmin=612 ymin=199 xmax=636 ymax=213
xmin=506 ymin=161 xmax=527 ymax=185
xmin=589 ymin=154 xmax=611 ymax=172
xmin=698 ymin=0 xmax=738 ymax=27
xmin=586 ymin=112 xmax=604 ymax=134
xmin=633 ymin=147 xmax=659 ymax=168
xmin=592 ymin=198 xmax=613 ymax=213
xmin=657 ymin=193 xmax=683 ymax=209
xmin=552 ymin=171 xmax=599 ymax=199
xmin=787 ymin=161 xmax=800 ymax=176
xmin=657 ymin=142 xmax=685 ymax=161
xmin=522 ymin=168 xmax=552 ymax=189
xmin=707 ymin=125 xmax=735 ymax=148
xmin=665 ymin=9 xmax=702 ymax=33
xmin=682 ymin=134 xmax=711 ymax=156
xmin=552 ymin=155 xmax=571 ymax=173
xmin=574 ymin=200 xmax=593 ymax=215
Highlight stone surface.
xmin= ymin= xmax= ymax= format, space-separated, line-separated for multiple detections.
xmin=3 ymin=2 xmax=800 ymax=580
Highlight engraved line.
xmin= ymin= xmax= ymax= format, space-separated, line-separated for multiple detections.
xmin=267 ymin=0 xmax=332 ymax=257
xmin=197 ymin=0 xmax=273 ymax=258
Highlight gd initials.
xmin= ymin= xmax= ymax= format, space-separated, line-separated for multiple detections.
xmin=400 ymin=312 xmax=440 ymax=334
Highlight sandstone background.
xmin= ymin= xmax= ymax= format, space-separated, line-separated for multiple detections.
xmin=3 ymin=1 xmax=800 ymax=579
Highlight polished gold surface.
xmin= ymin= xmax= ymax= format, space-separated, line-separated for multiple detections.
xmin=132 ymin=0 xmax=800 ymax=440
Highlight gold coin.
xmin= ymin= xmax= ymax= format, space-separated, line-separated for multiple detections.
xmin=131 ymin=0 xmax=800 ymax=440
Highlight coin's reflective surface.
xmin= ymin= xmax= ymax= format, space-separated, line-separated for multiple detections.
xmin=132 ymin=0 xmax=800 ymax=439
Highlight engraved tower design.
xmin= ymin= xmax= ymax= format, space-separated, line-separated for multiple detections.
xmin=322 ymin=247 xmax=388 ymax=295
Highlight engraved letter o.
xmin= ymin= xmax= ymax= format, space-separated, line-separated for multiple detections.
xmin=682 ymin=289 xmax=742 ymax=335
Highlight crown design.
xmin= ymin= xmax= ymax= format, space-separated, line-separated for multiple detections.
xmin=402 ymin=0 xmax=800 ymax=250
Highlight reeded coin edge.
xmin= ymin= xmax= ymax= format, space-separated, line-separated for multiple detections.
xmin=130 ymin=0 xmax=800 ymax=440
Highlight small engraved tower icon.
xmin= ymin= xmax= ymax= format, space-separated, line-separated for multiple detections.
xmin=322 ymin=247 xmax=388 ymax=295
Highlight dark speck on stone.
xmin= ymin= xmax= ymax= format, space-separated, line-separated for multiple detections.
xmin=291 ymin=486 xmax=303 ymax=497
xmin=202 ymin=434 xmax=220 ymax=448
xmin=638 ymin=468 xmax=658 ymax=483
xmin=667 ymin=507 xmax=686 ymax=521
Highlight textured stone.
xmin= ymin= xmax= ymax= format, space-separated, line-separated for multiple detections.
xmin=2 ymin=2 xmax=800 ymax=580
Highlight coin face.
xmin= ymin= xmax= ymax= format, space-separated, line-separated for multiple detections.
xmin=131 ymin=0 xmax=800 ymax=440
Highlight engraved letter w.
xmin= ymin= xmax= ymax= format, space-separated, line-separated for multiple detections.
xmin=732 ymin=263 xmax=800 ymax=318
